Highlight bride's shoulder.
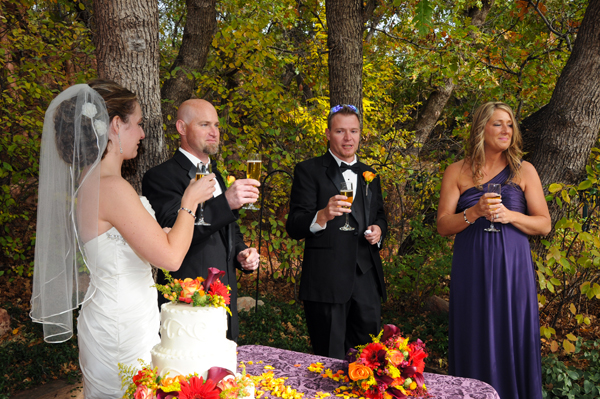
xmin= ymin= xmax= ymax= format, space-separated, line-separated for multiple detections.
xmin=100 ymin=175 xmax=137 ymax=199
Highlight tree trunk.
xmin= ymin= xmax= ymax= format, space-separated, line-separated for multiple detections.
xmin=412 ymin=78 xmax=455 ymax=152
xmin=409 ymin=0 xmax=494 ymax=156
xmin=94 ymin=0 xmax=164 ymax=192
xmin=161 ymin=0 xmax=217 ymax=149
xmin=326 ymin=0 xmax=364 ymax=116
xmin=522 ymin=0 xmax=600 ymax=206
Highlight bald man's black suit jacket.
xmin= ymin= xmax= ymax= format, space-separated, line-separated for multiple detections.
xmin=142 ymin=150 xmax=248 ymax=341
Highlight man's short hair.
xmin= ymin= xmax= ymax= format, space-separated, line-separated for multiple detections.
xmin=327 ymin=104 xmax=360 ymax=129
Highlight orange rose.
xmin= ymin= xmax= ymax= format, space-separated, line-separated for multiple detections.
xmin=178 ymin=278 xmax=204 ymax=302
xmin=348 ymin=362 xmax=373 ymax=381
xmin=362 ymin=171 xmax=376 ymax=183
xmin=387 ymin=350 xmax=405 ymax=367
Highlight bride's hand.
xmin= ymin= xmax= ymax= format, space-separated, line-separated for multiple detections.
xmin=183 ymin=173 xmax=216 ymax=205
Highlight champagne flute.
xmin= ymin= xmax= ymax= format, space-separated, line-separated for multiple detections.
xmin=195 ymin=162 xmax=212 ymax=226
xmin=339 ymin=181 xmax=355 ymax=231
xmin=243 ymin=153 xmax=262 ymax=211
xmin=484 ymin=183 xmax=501 ymax=233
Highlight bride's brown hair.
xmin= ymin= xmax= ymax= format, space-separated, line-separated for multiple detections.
xmin=465 ymin=102 xmax=523 ymax=188
xmin=54 ymin=80 xmax=138 ymax=163
xmin=88 ymin=79 xmax=138 ymax=158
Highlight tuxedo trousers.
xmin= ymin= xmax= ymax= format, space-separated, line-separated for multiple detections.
xmin=303 ymin=265 xmax=381 ymax=359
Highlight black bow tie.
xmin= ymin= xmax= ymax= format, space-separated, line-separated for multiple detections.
xmin=340 ymin=162 xmax=360 ymax=173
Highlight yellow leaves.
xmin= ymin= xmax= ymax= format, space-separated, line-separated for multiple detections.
xmin=569 ymin=303 xmax=577 ymax=315
xmin=563 ymin=339 xmax=576 ymax=354
xmin=540 ymin=325 xmax=555 ymax=339
xmin=550 ymin=340 xmax=559 ymax=352
xmin=581 ymin=281 xmax=600 ymax=299
xmin=548 ymin=183 xmax=562 ymax=193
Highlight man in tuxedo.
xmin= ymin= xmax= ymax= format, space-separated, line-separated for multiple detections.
xmin=142 ymin=99 xmax=260 ymax=341
xmin=286 ymin=104 xmax=387 ymax=359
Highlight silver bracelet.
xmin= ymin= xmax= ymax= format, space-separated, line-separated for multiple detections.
xmin=463 ymin=208 xmax=475 ymax=225
xmin=178 ymin=207 xmax=196 ymax=219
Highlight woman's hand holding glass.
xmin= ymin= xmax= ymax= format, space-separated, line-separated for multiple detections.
xmin=465 ymin=187 xmax=503 ymax=225
xmin=181 ymin=172 xmax=216 ymax=211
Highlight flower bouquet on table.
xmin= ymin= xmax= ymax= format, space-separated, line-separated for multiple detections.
xmin=120 ymin=363 xmax=254 ymax=399
xmin=345 ymin=324 xmax=429 ymax=399
xmin=154 ymin=267 xmax=232 ymax=315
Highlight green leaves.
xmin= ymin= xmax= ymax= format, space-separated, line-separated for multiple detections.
xmin=414 ymin=0 xmax=434 ymax=36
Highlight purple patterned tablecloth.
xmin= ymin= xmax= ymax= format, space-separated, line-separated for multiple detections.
xmin=237 ymin=345 xmax=500 ymax=399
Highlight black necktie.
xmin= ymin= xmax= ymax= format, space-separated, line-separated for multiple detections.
xmin=340 ymin=162 xmax=360 ymax=173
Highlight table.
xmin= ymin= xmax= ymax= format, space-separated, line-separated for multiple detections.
xmin=237 ymin=345 xmax=500 ymax=399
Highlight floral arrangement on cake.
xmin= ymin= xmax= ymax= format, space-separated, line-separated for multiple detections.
xmin=120 ymin=363 xmax=254 ymax=399
xmin=154 ymin=267 xmax=231 ymax=314
xmin=344 ymin=324 xmax=429 ymax=399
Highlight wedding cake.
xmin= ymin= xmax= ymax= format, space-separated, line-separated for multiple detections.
xmin=151 ymin=302 xmax=237 ymax=379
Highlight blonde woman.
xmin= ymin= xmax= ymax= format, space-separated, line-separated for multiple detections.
xmin=437 ymin=102 xmax=551 ymax=399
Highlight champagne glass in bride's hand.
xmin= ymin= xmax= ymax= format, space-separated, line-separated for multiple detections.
xmin=484 ymin=183 xmax=501 ymax=233
xmin=339 ymin=181 xmax=355 ymax=231
xmin=195 ymin=163 xmax=212 ymax=226
xmin=243 ymin=153 xmax=262 ymax=211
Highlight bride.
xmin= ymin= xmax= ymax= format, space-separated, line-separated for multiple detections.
xmin=30 ymin=81 xmax=216 ymax=398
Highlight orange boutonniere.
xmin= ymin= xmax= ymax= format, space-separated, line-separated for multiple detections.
xmin=225 ymin=175 xmax=236 ymax=188
xmin=363 ymin=171 xmax=376 ymax=196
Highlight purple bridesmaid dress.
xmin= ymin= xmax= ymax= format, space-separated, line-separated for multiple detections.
xmin=449 ymin=166 xmax=543 ymax=399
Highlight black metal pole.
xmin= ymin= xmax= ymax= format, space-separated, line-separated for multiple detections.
xmin=254 ymin=170 xmax=293 ymax=313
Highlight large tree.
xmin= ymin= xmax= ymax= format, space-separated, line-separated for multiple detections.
xmin=160 ymin=0 xmax=217 ymax=145
xmin=325 ymin=0 xmax=377 ymax=115
xmin=94 ymin=0 xmax=165 ymax=191
xmin=410 ymin=0 xmax=495 ymax=155
xmin=522 ymin=0 xmax=600 ymax=193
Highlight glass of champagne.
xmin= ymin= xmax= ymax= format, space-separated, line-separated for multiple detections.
xmin=195 ymin=162 xmax=212 ymax=226
xmin=484 ymin=183 xmax=501 ymax=233
xmin=243 ymin=153 xmax=262 ymax=211
xmin=339 ymin=181 xmax=355 ymax=231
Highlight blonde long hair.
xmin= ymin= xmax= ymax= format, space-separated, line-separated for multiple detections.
xmin=465 ymin=102 xmax=522 ymax=187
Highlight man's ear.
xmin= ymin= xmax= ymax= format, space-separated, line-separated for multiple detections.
xmin=176 ymin=119 xmax=186 ymax=136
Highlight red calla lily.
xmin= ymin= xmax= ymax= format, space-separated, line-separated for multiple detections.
xmin=203 ymin=268 xmax=226 ymax=291
xmin=381 ymin=324 xmax=401 ymax=342
xmin=206 ymin=367 xmax=234 ymax=387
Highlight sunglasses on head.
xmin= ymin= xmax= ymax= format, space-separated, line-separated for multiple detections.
xmin=330 ymin=104 xmax=359 ymax=115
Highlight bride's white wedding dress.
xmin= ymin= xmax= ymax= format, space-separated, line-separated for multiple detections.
xmin=78 ymin=197 xmax=160 ymax=398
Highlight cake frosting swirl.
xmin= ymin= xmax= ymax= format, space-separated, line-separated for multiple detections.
xmin=151 ymin=302 xmax=237 ymax=378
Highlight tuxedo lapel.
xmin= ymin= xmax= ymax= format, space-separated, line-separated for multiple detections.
xmin=210 ymin=159 xmax=233 ymax=261
xmin=173 ymin=150 xmax=196 ymax=178
xmin=358 ymin=163 xmax=372 ymax=226
xmin=351 ymin=178 xmax=365 ymax=231
xmin=324 ymin=153 xmax=345 ymax=193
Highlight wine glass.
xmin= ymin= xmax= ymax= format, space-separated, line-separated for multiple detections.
xmin=243 ymin=153 xmax=262 ymax=211
xmin=195 ymin=162 xmax=212 ymax=226
xmin=339 ymin=181 xmax=355 ymax=231
xmin=484 ymin=183 xmax=501 ymax=233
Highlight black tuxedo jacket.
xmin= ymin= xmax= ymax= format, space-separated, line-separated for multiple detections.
xmin=286 ymin=152 xmax=387 ymax=304
xmin=141 ymin=150 xmax=248 ymax=339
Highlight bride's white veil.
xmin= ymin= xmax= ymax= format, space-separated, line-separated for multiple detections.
xmin=30 ymin=84 xmax=109 ymax=343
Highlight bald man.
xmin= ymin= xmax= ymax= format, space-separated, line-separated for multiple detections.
xmin=142 ymin=99 xmax=260 ymax=341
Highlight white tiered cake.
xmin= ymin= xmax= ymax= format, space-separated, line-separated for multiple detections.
xmin=151 ymin=302 xmax=237 ymax=378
